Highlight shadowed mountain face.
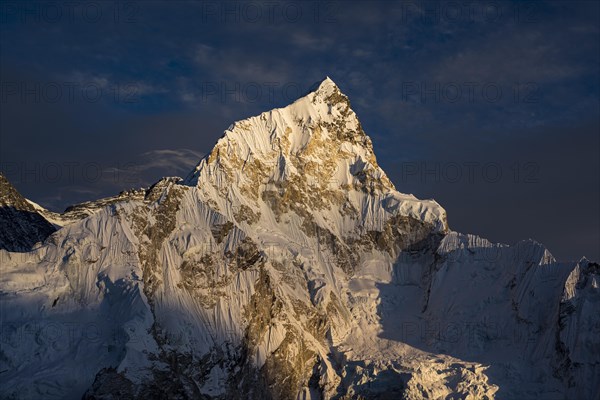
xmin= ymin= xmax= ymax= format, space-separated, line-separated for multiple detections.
xmin=0 ymin=79 xmax=597 ymax=400
xmin=0 ymin=173 xmax=56 ymax=251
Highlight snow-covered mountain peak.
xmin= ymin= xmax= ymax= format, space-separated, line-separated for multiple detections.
xmin=1 ymin=79 xmax=598 ymax=400
xmin=305 ymin=75 xmax=340 ymax=98
xmin=186 ymin=76 xmax=366 ymax=181
xmin=184 ymin=78 xmax=448 ymax=236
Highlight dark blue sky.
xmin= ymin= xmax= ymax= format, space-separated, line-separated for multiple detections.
xmin=1 ymin=0 xmax=598 ymax=261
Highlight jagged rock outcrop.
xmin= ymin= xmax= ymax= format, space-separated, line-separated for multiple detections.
xmin=0 ymin=173 xmax=56 ymax=251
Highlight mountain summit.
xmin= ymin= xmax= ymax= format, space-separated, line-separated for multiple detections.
xmin=0 ymin=79 xmax=597 ymax=400
xmin=185 ymin=77 xmax=447 ymax=236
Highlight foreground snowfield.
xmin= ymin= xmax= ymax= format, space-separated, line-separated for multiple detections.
xmin=1 ymin=78 xmax=598 ymax=399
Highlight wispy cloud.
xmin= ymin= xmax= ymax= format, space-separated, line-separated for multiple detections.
xmin=103 ymin=148 xmax=205 ymax=187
